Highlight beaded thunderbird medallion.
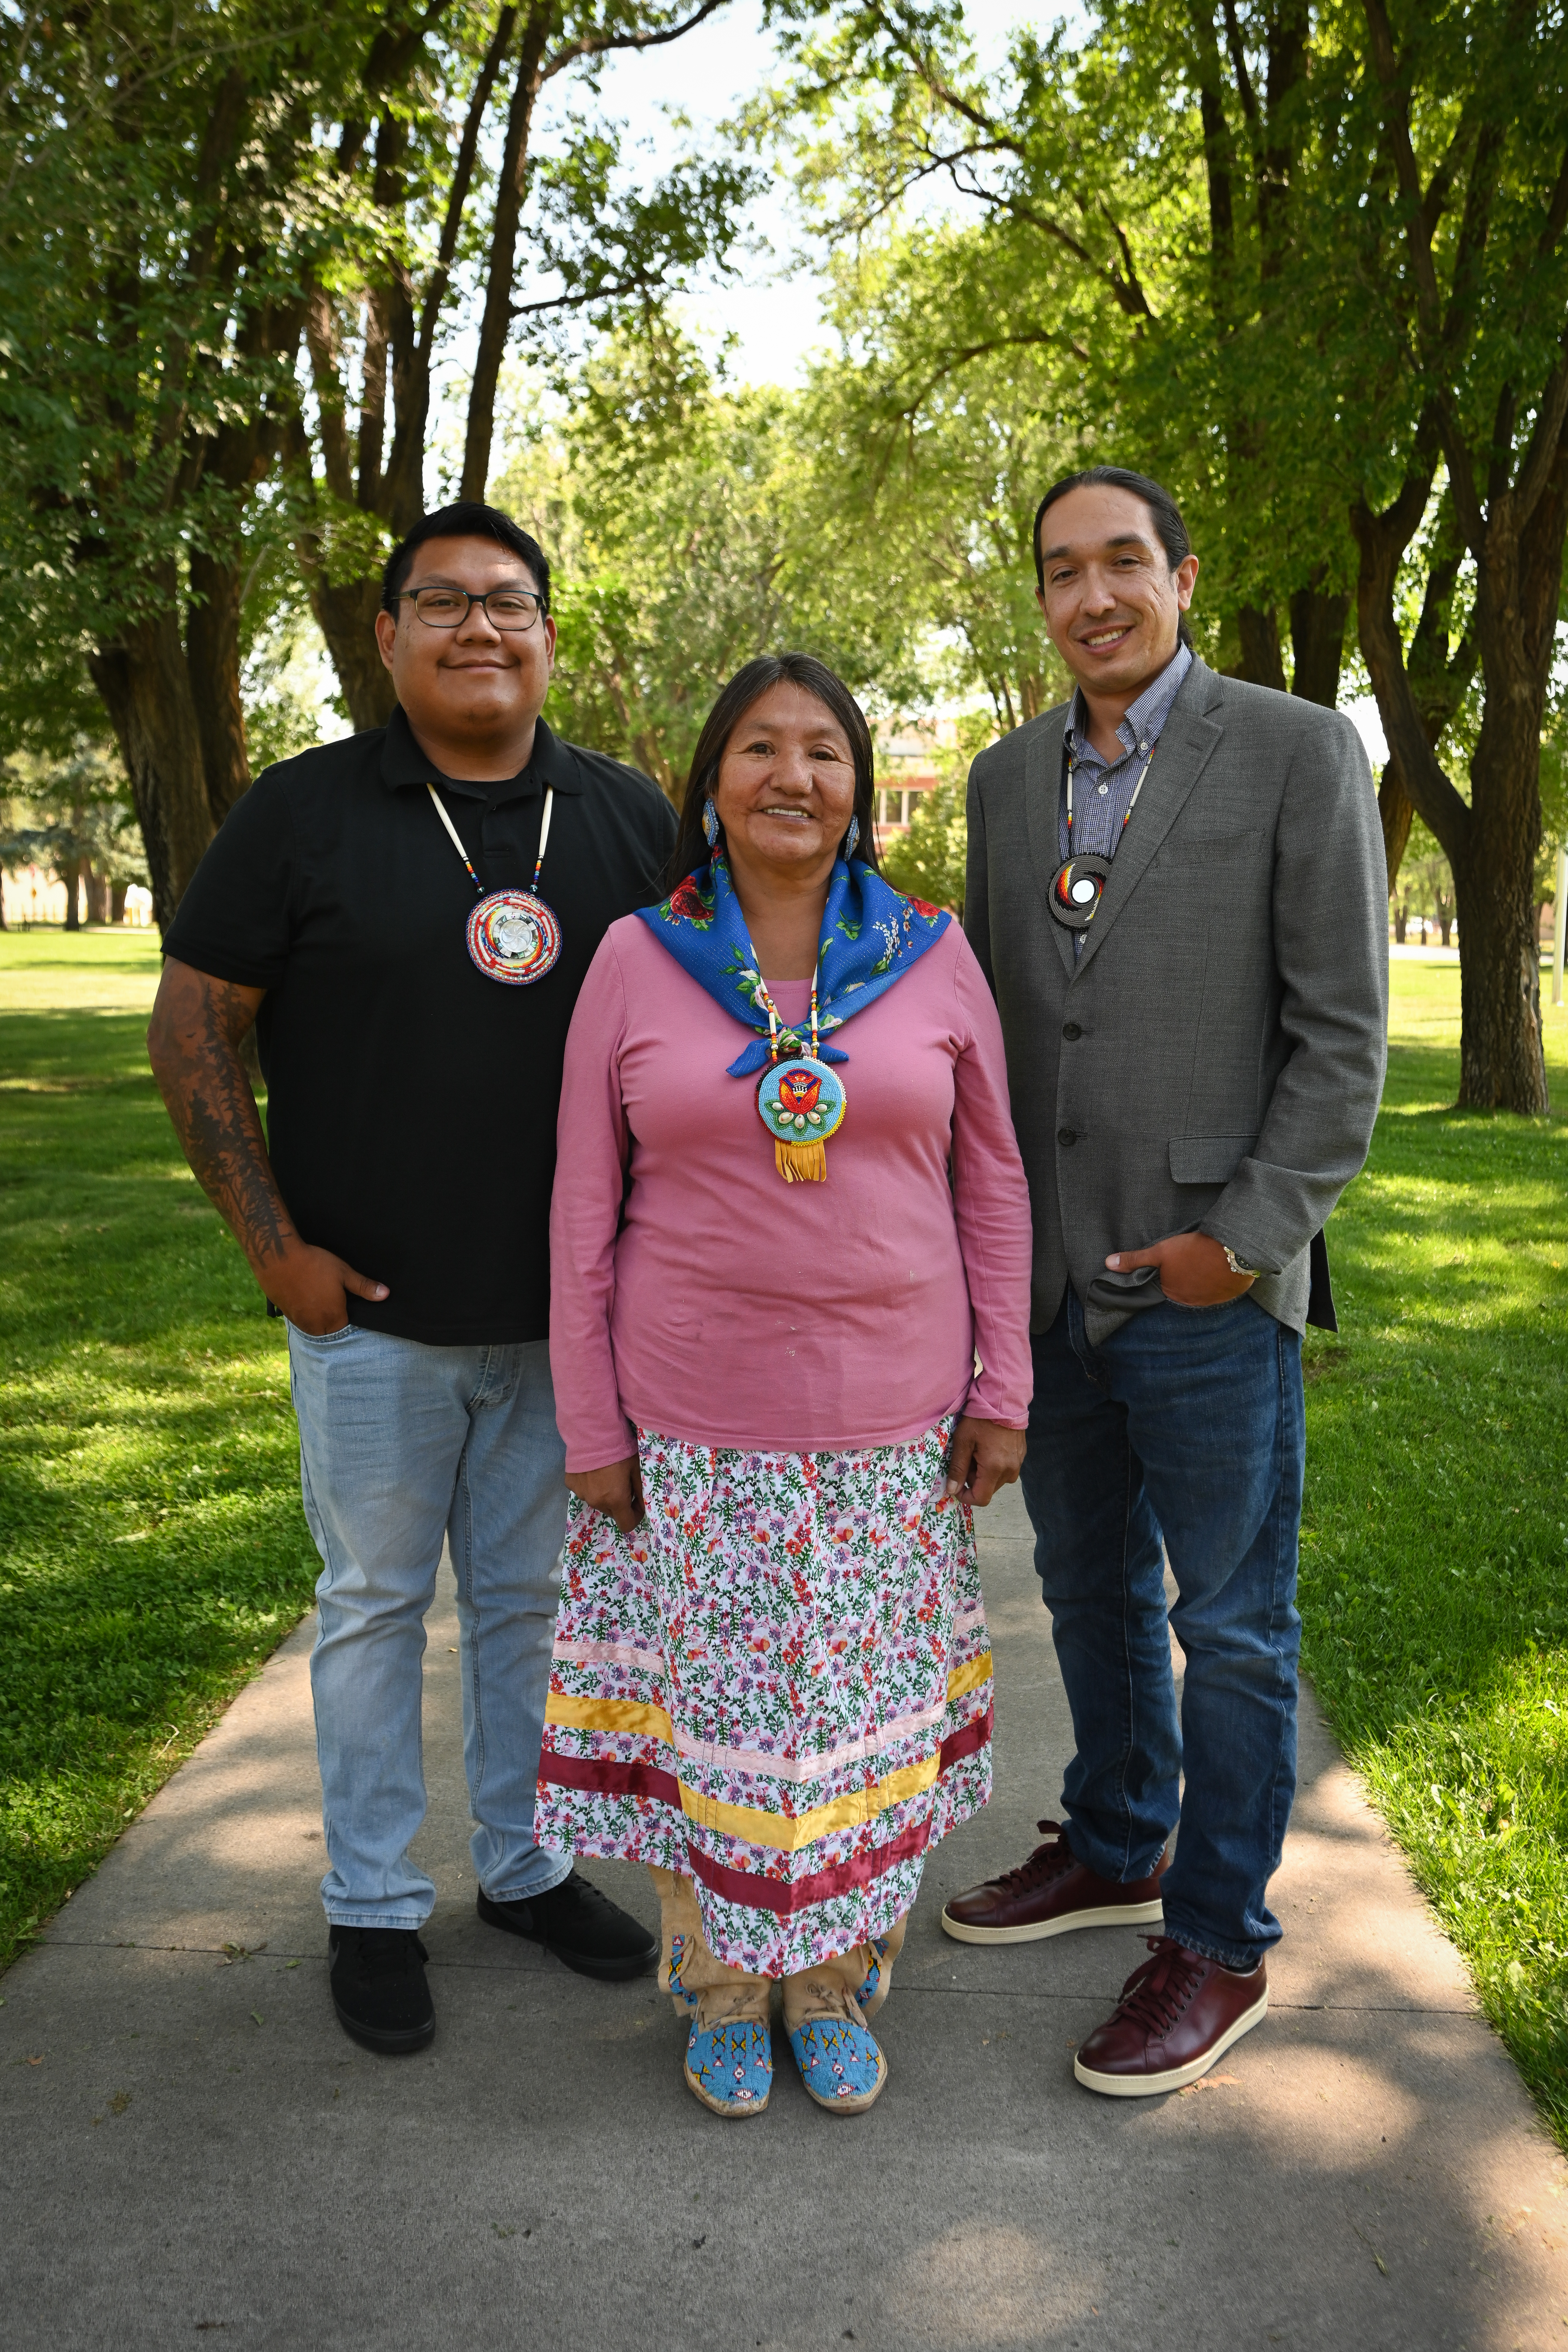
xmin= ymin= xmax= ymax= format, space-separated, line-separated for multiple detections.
xmin=756 ymin=1055 xmax=847 ymax=1183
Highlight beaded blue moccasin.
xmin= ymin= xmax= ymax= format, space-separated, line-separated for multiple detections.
xmin=683 ymin=2018 xmax=773 ymax=2117
xmin=788 ymin=2016 xmax=888 ymax=2114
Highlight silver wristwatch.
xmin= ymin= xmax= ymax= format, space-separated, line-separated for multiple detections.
xmin=1221 ymin=1244 xmax=1260 ymax=1278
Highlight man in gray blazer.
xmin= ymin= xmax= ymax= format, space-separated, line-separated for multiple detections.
xmin=944 ymin=465 xmax=1387 ymax=2096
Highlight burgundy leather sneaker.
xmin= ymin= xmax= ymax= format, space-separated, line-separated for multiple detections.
xmin=940 ymin=1819 xmax=1169 ymax=1944
xmin=1074 ymin=1935 xmax=1268 ymax=2096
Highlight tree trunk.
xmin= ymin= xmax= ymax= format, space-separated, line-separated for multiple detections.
xmin=1393 ymin=899 xmax=1407 ymax=945
xmin=1444 ymin=431 xmax=1565 ymax=1112
xmin=1453 ymin=680 xmax=1548 ymax=1112
xmin=111 ymin=881 xmax=128 ymax=924
xmin=1236 ymin=602 xmax=1287 ymax=693
xmin=461 ymin=5 xmax=552 ymax=501
xmin=1377 ymin=764 xmax=1414 ymax=893
xmin=1452 ymin=843 xmax=1545 ymax=1110
xmin=187 ymin=547 xmax=253 ymax=823
xmin=1288 ymin=585 xmax=1350 ymax=707
xmin=62 ymin=856 xmax=83 ymax=930
xmin=1357 ymin=483 xmax=1477 ymax=906
xmin=88 ymin=603 xmax=216 ymax=931
xmin=308 ymin=572 xmax=396 ymax=733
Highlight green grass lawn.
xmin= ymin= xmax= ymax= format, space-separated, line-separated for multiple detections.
xmin=1300 ymin=952 xmax=1568 ymax=2141
xmin=1 ymin=929 xmax=1566 ymax=2148
xmin=0 ymin=928 xmax=313 ymax=1967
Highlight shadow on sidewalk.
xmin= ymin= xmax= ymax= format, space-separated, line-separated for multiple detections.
xmin=2 ymin=1484 xmax=1564 ymax=2351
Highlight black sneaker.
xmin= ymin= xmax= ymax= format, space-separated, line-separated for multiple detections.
xmin=328 ymin=1926 xmax=435 ymax=2055
xmin=477 ymin=1870 xmax=657 ymax=1982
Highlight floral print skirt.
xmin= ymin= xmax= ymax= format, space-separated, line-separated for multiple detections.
xmin=535 ymin=1417 xmax=994 ymax=1977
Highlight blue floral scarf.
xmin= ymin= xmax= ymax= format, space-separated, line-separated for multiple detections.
xmin=636 ymin=853 xmax=951 ymax=1076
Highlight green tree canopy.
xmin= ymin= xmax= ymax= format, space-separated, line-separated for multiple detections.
xmin=0 ymin=0 xmax=754 ymax=919
xmin=493 ymin=334 xmax=931 ymax=789
xmin=760 ymin=0 xmax=1568 ymax=1109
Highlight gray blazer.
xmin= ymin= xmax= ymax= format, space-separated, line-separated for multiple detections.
xmin=965 ymin=655 xmax=1388 ymax=1345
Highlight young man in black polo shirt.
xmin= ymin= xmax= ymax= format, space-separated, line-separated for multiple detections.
xmin=148 ymin=501 xmax=671 ymax=2053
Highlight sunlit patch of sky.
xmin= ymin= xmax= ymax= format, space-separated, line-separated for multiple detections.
xmin=526 ymin=0 xmax=1060 ymax=391
xmin=319 ymin=2 xmax=1404 ymax=761
xmin=511 ymin=0 xmax=1396 ymax=765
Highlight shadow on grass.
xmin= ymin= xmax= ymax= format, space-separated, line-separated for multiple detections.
xmin=0 ymin=1490 xmax=316 ymax=1960
xmin=0 ymin=1005 xmax=160 ymax=1087
xmin=1302 ymin=1039 xmax=1568 ymax=2140
xmin=1 ymin=995 xmax=312 ymax=1970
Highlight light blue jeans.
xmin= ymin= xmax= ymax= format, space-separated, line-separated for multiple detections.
xmin=287 ymin=1324 xmax=573 ymax=1928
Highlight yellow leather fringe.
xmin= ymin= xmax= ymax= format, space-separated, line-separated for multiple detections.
xmin=776 ymin=1138 xmax=827 ymax=1182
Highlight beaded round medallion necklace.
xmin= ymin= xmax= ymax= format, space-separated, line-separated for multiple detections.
xmin=1048 ymin=737 xmax=1157 ymax=931
xmin=427 ymin=780 xmax=563 ymax=984
xmin=746 ymin=950 xmax=846 ymax=1183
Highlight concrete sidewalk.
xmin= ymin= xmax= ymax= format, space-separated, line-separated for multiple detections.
xmin=3 ymin=1485 xmax=1565 ymax=2352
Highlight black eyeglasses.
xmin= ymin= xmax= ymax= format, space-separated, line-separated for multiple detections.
xmin=397 ymin=586 xmax=547 ymax=632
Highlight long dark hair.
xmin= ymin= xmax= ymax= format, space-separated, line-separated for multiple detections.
xmin=1032 ymin=465 xmax=1194 ymax=651
xmin=667 ymin=653 xmax=881 ymax=887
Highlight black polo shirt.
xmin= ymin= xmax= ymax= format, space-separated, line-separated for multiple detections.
xmin=164 ymin=707 xmax=677 ymax=1345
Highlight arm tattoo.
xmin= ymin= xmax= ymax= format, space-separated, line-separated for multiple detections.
xmin=148 ymin=968 xmax=296 ymax=1269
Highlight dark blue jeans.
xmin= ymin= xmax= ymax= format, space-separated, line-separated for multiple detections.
xmin=1020 ymin=1289 xmax=1305 ymax=1970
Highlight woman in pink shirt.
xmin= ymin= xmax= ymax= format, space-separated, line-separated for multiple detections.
xmin=539 ymin=653 xmax=1033 ymax=2119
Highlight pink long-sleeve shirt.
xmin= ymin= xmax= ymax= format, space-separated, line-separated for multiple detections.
xmin=548 ymin=913 xmax=1034 ymax=1468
